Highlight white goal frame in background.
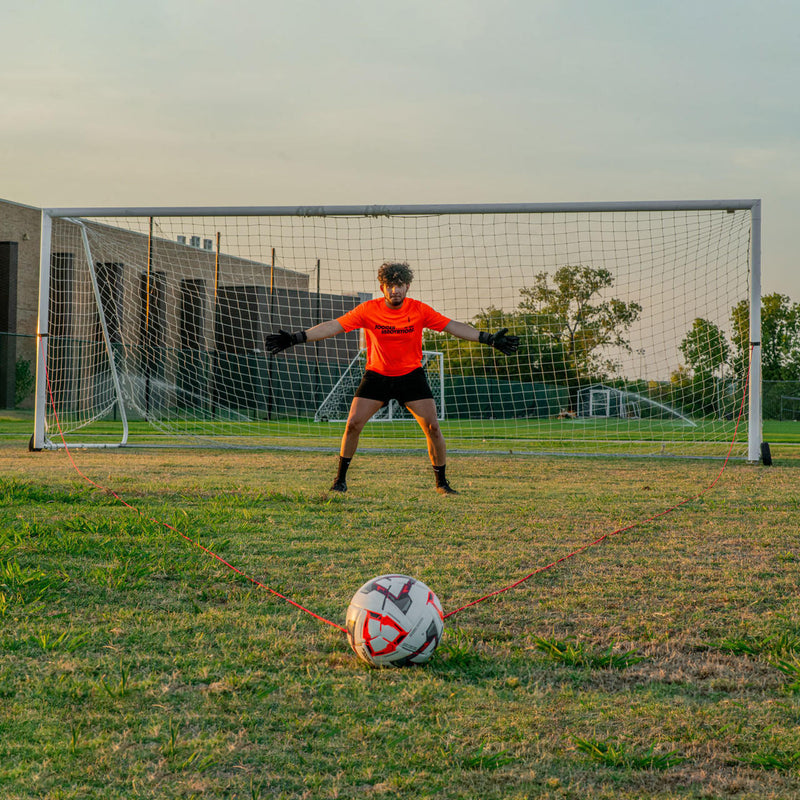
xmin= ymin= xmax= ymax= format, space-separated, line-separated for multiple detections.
xmin=32 ymin=200 xmax=763 ymax=461
xmin=314 ymin=350 xmax=445 ymax=423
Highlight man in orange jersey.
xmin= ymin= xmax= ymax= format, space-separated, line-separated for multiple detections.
xmin=266 ymin=261 xmax=519 ymax=495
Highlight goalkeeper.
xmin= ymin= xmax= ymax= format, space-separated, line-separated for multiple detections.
xmin=266 ymin=261 xmax=519 ymax=495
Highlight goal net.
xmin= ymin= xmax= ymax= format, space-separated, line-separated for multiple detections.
xmin=33 ymin=201 xmax=762 ymax=459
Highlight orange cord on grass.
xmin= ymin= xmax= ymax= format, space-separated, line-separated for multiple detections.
xmin=444 ymin=350 xmax=752 ymax=619
xmin=44 ymin=367 xmax=347 ymax=634
xmin=44 ymin=348 xmax=752 ymax=629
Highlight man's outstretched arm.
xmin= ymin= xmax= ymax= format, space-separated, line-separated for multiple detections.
xmin=442 ymin=320 xmax=481 ymax=342
xmin=266 ymin=319 xmax=345 ymax=354
xmin=443 ymin=320 xmax=520 ymax=354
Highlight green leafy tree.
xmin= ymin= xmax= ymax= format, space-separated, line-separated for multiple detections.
xmin=668 ymin=365 xmax=692 ymax=395
xmin=424 ymin=307 xmax=521 ymax=380
xmin=731 ymin=293 xmax=800 ymax=381
xmin=675 ymin=319 xmax=731 ymax=417
xmin=516 ymin=265 xmax=642 ymax=382
xmin=679 ymin=318 xmax=730 ymax=378
xmin=426 ymin=266 xmax=643 ymax=393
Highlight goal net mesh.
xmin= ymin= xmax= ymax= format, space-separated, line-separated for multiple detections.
xmin=41 ymin=207 xmax=753 ymax=457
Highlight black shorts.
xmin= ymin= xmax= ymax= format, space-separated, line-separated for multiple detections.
xmin=354 ymin=368 xmax=434 ymax=407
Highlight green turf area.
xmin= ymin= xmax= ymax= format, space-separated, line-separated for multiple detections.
xmin=764 ymin=419 xmax=800 ymax=443
xmin=9 ymin=410 xmax=800 ymax=459
xmin=1 ymin=438 xmax=798 ymax=799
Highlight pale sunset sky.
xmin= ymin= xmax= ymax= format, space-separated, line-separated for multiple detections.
xmin=2 ymin=0 xmax=798 ymax=296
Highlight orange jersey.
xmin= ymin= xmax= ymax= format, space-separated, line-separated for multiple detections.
xmin=337 ymin=297 xmax=451 ymax=377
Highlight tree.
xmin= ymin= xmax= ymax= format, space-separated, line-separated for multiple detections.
xmin=516 ymin=265 xmax=642 ymax=381
xmin=677 ymin=318 xmax=731 ymax=418
xmin=425 ymin=266 xmax=642 ymax=394
xmin=731 ymin=293 xmax=800 ymax=381
xmin=679 ymin=318 xmax=730 ymax=378
xmin=669 ymin=364 xmax=692 ymax=389
xmin=424 ymin=306 xmax=521 ymax=380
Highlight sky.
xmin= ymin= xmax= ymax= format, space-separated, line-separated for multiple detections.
xmin=2 ymin=0 xmax=799 ymax=298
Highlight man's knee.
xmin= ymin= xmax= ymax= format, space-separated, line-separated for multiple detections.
xmin=345 ymin=417 xmax=366 ymax=437
xmin=420 ymin=418 xmax=441 ymax=438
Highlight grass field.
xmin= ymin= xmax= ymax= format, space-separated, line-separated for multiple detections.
xmin=1 ymin=417 xmax=799 ymax=799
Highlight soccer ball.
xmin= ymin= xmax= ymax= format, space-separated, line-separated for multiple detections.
xmin=346 ymin=574 xmax=444 ymax=667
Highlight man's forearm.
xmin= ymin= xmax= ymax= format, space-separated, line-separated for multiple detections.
xmin=443 ymin=320 xmax=481 ymax=342
xmin=304 ymin=319 xmax=346 ymax=342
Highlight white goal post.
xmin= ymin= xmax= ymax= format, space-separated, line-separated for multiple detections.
xmin=32 ymin=200 xmax=763 ymax=460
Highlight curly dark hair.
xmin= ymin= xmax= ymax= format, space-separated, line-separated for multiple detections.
xmin=377 ymin=261 xmax=414 ymax=286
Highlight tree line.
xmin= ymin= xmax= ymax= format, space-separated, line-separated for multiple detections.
xmin=424 ymin=265 xmax=643 ymax=385
xmin=670 ymin=295 xmax=800 ymax=382
xmin=423 ymin=265 xmax=800 ymax=416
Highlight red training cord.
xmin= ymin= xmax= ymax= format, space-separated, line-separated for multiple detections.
xmin=44 ymin=349 xmax=751 ymax=629
xmin=443 ymin=351 xmax=752 ymax=619
xmin=43 ymin=367 xmax=347 ymax=634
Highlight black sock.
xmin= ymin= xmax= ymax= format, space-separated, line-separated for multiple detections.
xmin=432 ymin=464 xmax=447 ymax=486
xmin=336 ymin=456 xmax=352 ymax=482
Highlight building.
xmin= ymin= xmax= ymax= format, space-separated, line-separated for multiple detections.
xmin=1 ymin=199 xmax=42 ymax=409
xmin=1 ymin=199 xmax=364 ymax=415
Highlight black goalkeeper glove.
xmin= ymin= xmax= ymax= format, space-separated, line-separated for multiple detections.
xmin=265 ymin=329 xmax=307 ymax=354
xmin=479 ymin=328 xmax=519 ymax=355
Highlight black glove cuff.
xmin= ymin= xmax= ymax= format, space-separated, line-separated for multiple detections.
xmin=290 ymin=330 xmax=308 ymax=346
xmin=478 ymin=331 xmax=491 ymax=345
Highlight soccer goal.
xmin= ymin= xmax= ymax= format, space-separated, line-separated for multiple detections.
xmin=32 ymin=201 xmax=763 ymax=460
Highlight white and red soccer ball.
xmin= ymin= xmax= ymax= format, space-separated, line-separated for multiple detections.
xmin=346 ymin=574 xmax=444 ymax=667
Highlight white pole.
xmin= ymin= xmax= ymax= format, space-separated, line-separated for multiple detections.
xmin=43 ymin=199 xmax=761 ymax=219
xmin=748 ymin=200 xmax=762 ymax=463
xmin=77 ymin=222 xmax=129 ymax=446
xmin=32 ymin=212 xmax=53 ymax=450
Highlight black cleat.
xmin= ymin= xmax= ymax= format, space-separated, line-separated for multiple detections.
xmin=435 ymin=480 xmax=458 ymax=495
xmin=330 ymin=479 xmax=347 ymax=493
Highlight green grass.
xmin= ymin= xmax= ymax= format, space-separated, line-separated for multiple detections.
xmin=571 ymin=736 xmax=687 ymax=770
xmin=1 ymin=434 xmax=799 ymax=799
xmin=6 ymin=407 xmax=800 ymax=457
xmin=532 ymin=636 xmax=645 ymax=669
